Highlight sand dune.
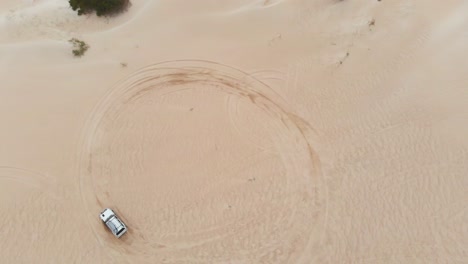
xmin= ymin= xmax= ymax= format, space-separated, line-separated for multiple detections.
xmin=0 ymin=0 xmax=150 ymax=44
xmin=1 ymin=0 xmax=467 ymax=263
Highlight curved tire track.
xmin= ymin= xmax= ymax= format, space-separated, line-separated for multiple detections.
xmin=75 ymin=60 xmax=327 ymax=263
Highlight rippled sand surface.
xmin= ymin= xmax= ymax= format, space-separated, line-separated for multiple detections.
xmin=1 ymin=0 xmax=467 ymax=263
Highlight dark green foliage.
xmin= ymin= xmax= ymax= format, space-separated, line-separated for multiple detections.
xmin=69 ymin=38 xmax=89 ymax=57
xmin=69 ymin=0 xmax=130 ymax=17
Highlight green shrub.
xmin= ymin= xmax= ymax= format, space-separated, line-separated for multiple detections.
xmin=69 ymin=0 xmax=130 ymax=17
xmin=69 ymin=38 xmax=89 ymax=57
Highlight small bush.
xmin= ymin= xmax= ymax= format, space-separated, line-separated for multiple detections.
xmin=69 ymin=0 xmax=130 ymax=17
xmin=69 ymin=38 xmax=89 ymax=57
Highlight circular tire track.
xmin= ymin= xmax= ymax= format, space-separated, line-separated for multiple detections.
xmin=76 ymin=60 xmax=327 ymax=263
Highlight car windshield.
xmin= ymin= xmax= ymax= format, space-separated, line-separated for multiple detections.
xmin=106 ymin=218 xmax=124 ymax=233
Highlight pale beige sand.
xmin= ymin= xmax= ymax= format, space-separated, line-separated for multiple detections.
xmin=0 ymin=0 xmax=467 ymax=263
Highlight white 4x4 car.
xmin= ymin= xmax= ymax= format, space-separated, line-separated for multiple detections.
xmin=100 ymin=208 xmax=127 ymax=238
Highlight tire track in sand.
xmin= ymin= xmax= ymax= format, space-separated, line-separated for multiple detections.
xmin=75 ymin=60 xmax=327 ymax=263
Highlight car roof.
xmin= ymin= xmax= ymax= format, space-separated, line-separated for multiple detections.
xmin=100 ymin=208 xmax=115 ymax=222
